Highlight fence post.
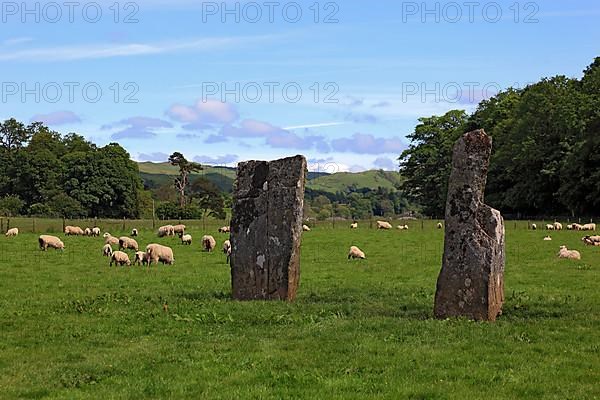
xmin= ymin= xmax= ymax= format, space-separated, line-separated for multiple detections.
xmin=32 ymin=218 xmax=36 ymax=233
xmin=7 ymin=218 xmax=10 ymax=230
xmin=122 ymin=217 xmax=126 ymax=232
xmin=62 ymin=217 xmax=66 ymax=233
xmin=0 ymin=217 xmax=3 ymax=232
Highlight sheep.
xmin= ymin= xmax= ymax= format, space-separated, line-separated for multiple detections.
xmin=553 ymin=222 xmax=563 ymax=231
xmin=557 ymin=246 xmax=581 ymax=260
xmin=348 ymin=245 xmax=366 ymax=260
xmin=567 ymin=224 xmax=574 ymax=230
xmin=582 ymin=235 xmax=600 ymax=246
xmin=91 ymin=227 xmax=101 ymax=237
xmin=119 ymin=236 xmax=139 ymax=251
xmin=146 ymin=243 xmax=175 ymax=265
xmin=131 ymin=228 xmax=138 ymax=237
xmin=5 ymin=228 xmax=18 ymax=237
xmin=110 ymin=251 xmax=131 ymax=266
xmin=104 ymin=234 xmax=119 ymax=246
xmin=218 ymin=226 xmax=230 ymax=233
xmin=531 ymin=223 xmax=537 ymax=230
xmin=546 ymin=224 xmax=555 ymax=230
xmin=64 ymin=225 xmax=84 ymax=236
xmin=226 ymin=246 xmax=232 ymax=264
xmin=102 ymin=244 xmax=113 ymax=257
xmin=350 ymin=222 xmax=358 ymax=229
xmin=158 ymin=225 xmax=175 ymax=237
xmin=543 ymin=236 xmax=552 ymax=241
xmin=397 ymin=225 xmax=409 ymax=230
xmin=376 ymin=221 xmax=392 ymax=230
xmin=180 ymin=233 xmax=192 ymax=245
xmin=302 ymin=225 xmax=311 ymax=232
xmin=173 ymin=224 xmax=186 ymax=235
xmin=582 ymin=223 xmax=596 ymax=231
xmin=437 ymin=222 xmax=443 ymax=229
xmin=84 ymin=228 xmax=92 ymax=236
xmin=223 ymin=240 xmax=231 ymax=263
xmin=134 ymin=251 xmax=149 ymax=266
xmin=572 ymin=223 xmax=584 ymax=231
xmin=202 ymin=235 xmax=217 ymax=252
xmin=39 ymin=235 xmax=64 ymax=251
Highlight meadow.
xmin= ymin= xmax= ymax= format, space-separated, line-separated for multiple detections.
xmin=0 ymin=220 xmax=599 ymax=399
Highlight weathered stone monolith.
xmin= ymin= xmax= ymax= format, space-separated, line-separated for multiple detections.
xmin=230 ymin=155 xmax=306 ymax=301
xmin=434 ymin=129 xmax=505 ymax=321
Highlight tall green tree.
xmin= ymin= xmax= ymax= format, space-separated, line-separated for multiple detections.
xmin=169 ymin=152 xmax=203 ymax=208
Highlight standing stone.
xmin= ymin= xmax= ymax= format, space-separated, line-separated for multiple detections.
xmin=230 ymin=155 xmax=306 ymax=301
xmin=434 ymin=129 xmax=505 ymax=321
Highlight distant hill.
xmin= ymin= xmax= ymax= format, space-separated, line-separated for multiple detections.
xmin=138 ymin=162 xmax=402 ymax=194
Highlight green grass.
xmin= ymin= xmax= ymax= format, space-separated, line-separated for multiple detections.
xmin=307 ymin=170 xmax=403 ymax=194
xmin=1 ymin=221 xmax=599 ymax=399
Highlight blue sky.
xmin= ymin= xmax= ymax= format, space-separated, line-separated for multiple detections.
xmin=1 ymin=0 xmax=599 ymax=172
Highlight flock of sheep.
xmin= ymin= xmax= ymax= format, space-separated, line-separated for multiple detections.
xmin=4 ymin=219 xmax=597 ymax=265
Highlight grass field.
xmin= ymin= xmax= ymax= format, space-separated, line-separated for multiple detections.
xmin=0 ymin=221 xmax=599 ymax=399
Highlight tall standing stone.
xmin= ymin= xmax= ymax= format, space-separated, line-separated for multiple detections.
xmin=230 ymin=155 xmax=306 ymax=301
xmin=434 ymin=129 xmax=505 ymax=321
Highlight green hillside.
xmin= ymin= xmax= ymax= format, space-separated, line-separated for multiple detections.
xmin=138 ymin=162 xmax=402 ymax=194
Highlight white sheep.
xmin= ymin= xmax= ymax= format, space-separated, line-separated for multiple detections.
xmin=91 ymin=227 xmax=101 ymax=237
xmin=557 ymin=246 xmax=581 ymax=260
xmin=553 ymin=222 xmax=563 ymax=231
xmin=572 ymin=223 xmax=584 ymax=231
xmin=119 ymin=236 xmax=139 ymax=251
xmin=437 ymin=222 xmax=443 ymax=229
xmin=223 ymin=240 xmax=231 ymax=263
xmin=302 ymin=225 xmax=311 ymax=232
xmin=582 ymin=223 xmax=596 ymax=231
xmin=5 ymin=228 xmax=18 ymax=237
xmin=131 ymin=228 xmax=138 ymax=237
xmin=104 ymin=234 xmax=119 ymax=246
xmin=531 ymin=223 xmax=537 ymax=230
xmin=376 ymin=221 xmax=392 ymax=230
xmin=146 ymin=243 xmax=174 ymax=265
xmin=102 ymin=244 xmax=113 ymax=257
xmin=134 ymin=251 xmax=149 ymax=266
xmin=350 ymin=222 xmax=358 ymax=229
xmin=158 ymin=225 xmax=175 ymax=237
xmin=110 ymin=251 xmax=131 ymax=266
xmin=348 ymin=245 xmax=366 ymax=260
xmin=543 ymin=236 xmax=552 ymax=241
xmin=397 ymin=225 xmax=409 ymax=230
xmin=39 ymin=235 xmax=65 ymax=251
xmin=218 ymin=226 xmax=230 ymax=233
xmin=202 ymin=235 xmax=217 ymax=252
xmin=173 ymin=224 xmax=186 ymax=235
xmin=84 ymin=228 xmax=92 ymax=236
xmin=546 ymin=224 xmax=555 ymax=231
xmin=65 ymin=225 xmax=84 ymax=236
xmin=180 ymin=233 xmax=192 ymax=245
xmin=582 ymin=235 xmax=600 ymax=246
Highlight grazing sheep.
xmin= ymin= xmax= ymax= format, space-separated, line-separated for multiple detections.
xmin=350 ymin=222 xmax=358 ymax=229
xmin=146 ymin=244 xmax=175 ymax=265
xmin=102 ymin=244 xmax=113 ymax=257
xmin=546 ymin=224 xmax=555 ymax=230
xmin=567 ymin=224 xmax=574 ymax=230
xmin=158 ymin=225 xmax=175 ymax=237
xmin=582 ymin=223 xmax=596 ymax=231
xmin=84 ymin=228 xmax=92 ymax=236
xmin=202 ymin=235 xmax=217 ymax=252
xmin=348 ymin=245 xmax=366 ymax=260
xmin=110 ymin=251 xmax=131 ymax=266
xmin=64 ymin=225 xmax=84 ymax=236
xmin=572 ymin=223 xmax=584 ymax=231
xmin=582 ymin=235 xmax=600 ymax=246
xmin=557 ymin=246 xmax=581 ymax=260
xmin=5 ymin=228 xmax=18 ymax=237
xmin=397 ymin=225 xmax=409 ymax=230
xmin=131 ymin=228 xmax=138 ymax=237
xmin=180 ymin=233 xmax=192 ymax=245
xmin=91 ymin=227 xmax=100 ymax=237
xmin=134 ymin=251 xmax=149 ymax=266
xmin=376 ymin=221 xmax=392 ymax=230
xmin=531 ymin=223 xmax=537 ymax=230
xmin=226 ymin=246 xmax=232 ymax=264
xmin=223 ymin=240 xmax=231 ymax=263
xmin=218 ymin=226 xmax=230 ymax=233
xmin=437 ymin=222 xmax=443 ymax=229
xmin=119 ymin=237 xmax=139 ymax=251
xmin=173 ymin=224 xmax=186 ymax=235
xmin=302 ymin=225 xmax=311 ymax=232
xmin=543 ymin=236 xmax=552 ymax=241
xmin=39 ymin=235 xmax=64 ymax=251
xmin=553 ymin=222 xmax=563 ymax=231
xmin=104 ymin=234 xmax=119 ymax=246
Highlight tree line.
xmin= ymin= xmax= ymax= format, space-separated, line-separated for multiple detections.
xmin=400 ymin=57 xmax=600 ymax=218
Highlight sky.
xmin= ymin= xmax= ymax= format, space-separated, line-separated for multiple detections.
xmin=1 ymin=0 xmax=599 ymax=172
